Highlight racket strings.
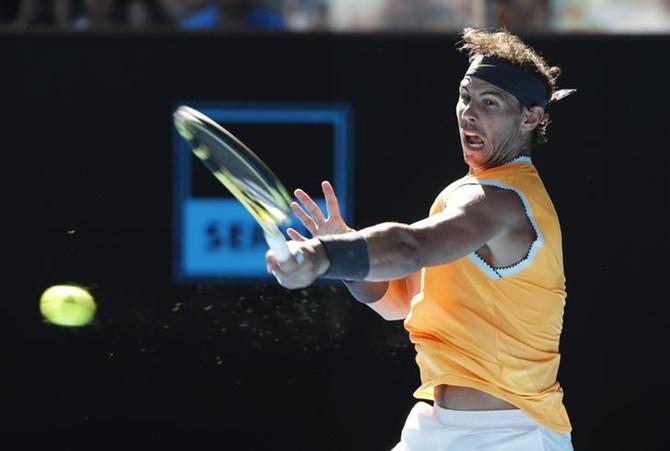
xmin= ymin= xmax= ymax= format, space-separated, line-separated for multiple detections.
xmin=174 ymin=105 xmax=293 ymax=234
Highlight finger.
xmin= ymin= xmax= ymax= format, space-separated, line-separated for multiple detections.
xmin=269 ymin=268 xmax=286 ymax=286
xmin=291 ymin=202 xmax=318 ymax=236
xmin=322 ymin=180 xmax=341 ymax=219
xmin=286 ymin=228 xmax=308 ymax=241
xmin=295 ymin=188 xmax=327 ymax=224
xmin=276 ymin=254 xmax=299 ymax=273
xmin=266 ymin=252 xmax=280 ymax=273
xmin=270 ymin=253 xmax=306 ymax=289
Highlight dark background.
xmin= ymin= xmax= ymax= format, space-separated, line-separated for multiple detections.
xmin=4 ymin=32 xmax=669 ymax=450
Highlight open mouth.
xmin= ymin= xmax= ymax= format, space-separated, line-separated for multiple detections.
xmin=463 ymin=131 xmax=485 ymax=150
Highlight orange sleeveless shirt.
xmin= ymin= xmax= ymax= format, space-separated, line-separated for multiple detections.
xmin=402 ymin=156 xmax=571 ymax=432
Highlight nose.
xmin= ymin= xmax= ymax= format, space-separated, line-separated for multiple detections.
xmin=460 ymin=102 xmax=478 ymax=123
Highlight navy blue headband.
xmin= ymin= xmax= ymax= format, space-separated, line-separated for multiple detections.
xmin=466 ymin=55 xmax=550 ymax=108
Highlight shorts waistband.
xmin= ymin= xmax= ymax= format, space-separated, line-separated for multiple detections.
xmin=433 ymin=404 xmax=539 ymax=429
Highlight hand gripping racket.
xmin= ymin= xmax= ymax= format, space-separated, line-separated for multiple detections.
xmin=173 ymin=105 xmax=294 ymax=262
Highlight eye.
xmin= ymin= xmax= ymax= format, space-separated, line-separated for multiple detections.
xmin=460 ymin=93 xmax=471 ymax=103
xmin=483 ymin=98 xmax=498 ymax=107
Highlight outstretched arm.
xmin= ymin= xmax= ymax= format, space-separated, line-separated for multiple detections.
xmin=268 ymin=183 xmax=524 ymax=288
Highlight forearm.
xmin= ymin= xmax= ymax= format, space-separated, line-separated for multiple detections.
xmin=317 ymin=222 xmax=422 ymax=282
xmin=363 ymin=222 xmax=423 ymax=281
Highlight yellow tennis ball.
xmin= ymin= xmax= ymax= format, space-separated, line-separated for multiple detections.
xmin=39 ymin=285 xmax=96 ymax=327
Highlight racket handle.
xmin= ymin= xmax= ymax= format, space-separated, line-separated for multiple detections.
xmin=264 ymin=228 xmax=292 ymax=263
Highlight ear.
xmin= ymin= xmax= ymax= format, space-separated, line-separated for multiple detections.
xmin=520 ymin=106 xmax=546 ymax=133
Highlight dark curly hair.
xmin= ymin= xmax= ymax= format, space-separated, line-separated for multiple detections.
xmin=458 ymin=28 xmax=562 ymax=144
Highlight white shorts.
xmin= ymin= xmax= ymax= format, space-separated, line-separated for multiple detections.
xmin=391 ymin=402 xmax=573 ymax=451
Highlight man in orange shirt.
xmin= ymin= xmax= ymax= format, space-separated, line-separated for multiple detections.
xmin=267 ymin=28 xmax=575 ymax=450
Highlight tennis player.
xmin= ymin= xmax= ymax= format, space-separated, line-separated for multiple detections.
xmin=267 ymin=27 xmax=575 ymax=451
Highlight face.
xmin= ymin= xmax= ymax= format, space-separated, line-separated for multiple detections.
xmin=456 ymin=76 xmax=531 ymax=172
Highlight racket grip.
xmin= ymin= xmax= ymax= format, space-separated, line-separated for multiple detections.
xmin=264 ymin=229 xmax=292 ymax=263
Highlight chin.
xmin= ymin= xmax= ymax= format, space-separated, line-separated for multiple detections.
xmin=463 ymin=146 xmax=485 ymax=159
xmin=462 ymin=148 xmax=491 ymax=169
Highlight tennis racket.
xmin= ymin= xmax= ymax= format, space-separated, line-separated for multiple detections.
xmin=173 ymin=105 xmax=294 ymax=262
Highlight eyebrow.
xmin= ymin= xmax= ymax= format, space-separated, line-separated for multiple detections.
xmin=481 ymin=90 xmax=506 ymax=99
xmin=459 ymin=85 xmax=506 ymax=100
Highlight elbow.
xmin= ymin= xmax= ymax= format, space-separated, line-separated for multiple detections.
xmin=368 ymin=297 xmax=410 ymax=321
xmin=379 ymin=307 xmax=409 ymax=321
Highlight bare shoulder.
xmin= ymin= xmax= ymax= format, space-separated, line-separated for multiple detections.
xmin=446 ymin=182 xmax=527 ymax=227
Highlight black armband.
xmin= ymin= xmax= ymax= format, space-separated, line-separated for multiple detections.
xmin=318 ymin=233 xmax=370 ymax=280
